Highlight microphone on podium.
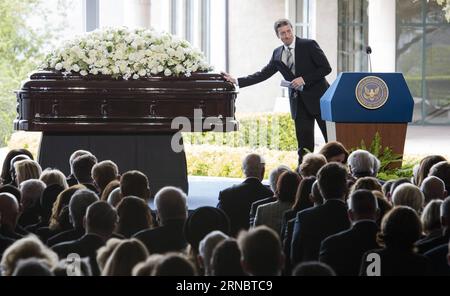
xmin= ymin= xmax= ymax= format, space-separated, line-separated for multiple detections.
xmin=366 ymin=46 xmax=373 ymax=73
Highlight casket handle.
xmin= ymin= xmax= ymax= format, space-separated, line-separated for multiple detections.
xmin=149 ymin=101 xmax=157 ymax=117
xmin=101 ymin=103 xmax=108 ymax=117
xmin=52 ymin=102 xmax=59 ymax=117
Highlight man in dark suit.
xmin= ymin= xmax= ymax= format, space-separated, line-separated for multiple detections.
xmin=319 ymin=189 xmax=380 ymax=276
xmin=134 ymin=186 xmax=188 ymax=254
xmin=217 ymin=154 xmax=273 ymax=237
xmin=222 ymin=19 xmax=331 ymax=163
xmin=291 ymin=163 xmax=350 ymax=266
xmin=52 ymin=201 xmax=118 ymax=276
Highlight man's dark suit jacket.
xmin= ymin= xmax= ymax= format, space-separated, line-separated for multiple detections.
xmin=360 ymin=248 xmax=432 ymax=276
xmin=237 ymin=37 xmax=331 ymax=119
xmin=424 ymin=243 xmax=450 ymax=276
xmin=217 ymin=178 xmax=273 ymax=236
xmin=47 ymin=227 xmax=85 ymax=247
xmin=249 ymin=196 xmax=276 ymax=227
xmin=134 ymin=219 xmax=187 ymax=255
xmin=416 ymin=228 xmax=450 ymax=254
xmin=290 ymin=199 xmax=350 ymax=265
xmin=319 ymin=220 xmax=380 ymax=276
xmin=0 ymin=233 xmax=14 ymax=259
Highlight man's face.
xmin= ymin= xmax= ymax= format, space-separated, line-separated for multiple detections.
xmin=277 ymin=25 xmax=294 ymax=46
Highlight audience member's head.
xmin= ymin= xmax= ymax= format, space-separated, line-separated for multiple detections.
xmin=72 ymin=154 xmax=98 ymax=184
xmin=268 ymin=165 xmax=291 ymax=193
xmin=198 ymin=230 xmax=229 ymax=275
xmin=441 ymin=196 xmax=450 ymax=229
xmin=107 ymin=187 xmax=123 ymax=208
xmin=276 ymin=171 xmax=301 ymax=203
xmin=120 ymin=170 xmax=151 ymax=201
xmin=1 ymin=149 xmax=33 ymax=185
xmin=347 ymin=190 xmax=379 ymax=222
xmin=211 ymin=238 xmax=245 ymax=276
xmin=372 ymin=191 xmax=393 ymax=227
xmin=237 ymin=226 xmax=284 ymax=276
xmin=40 ymin=184 xmax=64 ymax=225
xmin=154 ymin=186 xmax=188 ymax=225
xmin=0 ymin=235 xmax=58 ymax=276
xmin=319 ymin=141 xmax=349 ymax=164
xmin=85 ymin=201 xmax=118 ymax=239
xmin=292 ymin=176 xmax=316 ymax=212
xmin=352 ymin=177 xmax=382 ymax=193
xmin=380 ymin=206 xmax=422 ymax=251
xmin=12 ymin=258 xmax=54 ymax=276
xmin=242 ymin=153 xmax=265 ymax=181
xmin=421 ymin=199 xmax=443 ymax=235
xmin=348 ymin=150 xmax=380 ymax=178
xmin=132 ymin=254 xmax=164 ymax=276
xmin=14 ymin=160 xmax=42 ymax=185
xmin=0 ymin=192 xmax=20 ymax=230
xmin=292 ymin=262 xmax=336 ymax=276
xmin=310 ymin=180 xmax=323 ymax=206
xmin=152 ymin=253 xmax=197 ymax=276
xmin=184 ymin=207 xmax=230 ymax=254
xmin=116 ymin=196 xmax=153 ymax=238
xmin=40 ymin=168 xmax=68 ymax=189
xmin=69 ymin=150 xmax=92 ymax=175
xmin=102 ymin=239 xmax=149 ymax=276
xmin=392 ymin=183 xmax=424 ymax=214
xmin=96 ymin=238 xmax=123 ymax=272
xmin=68 ymin=189 xmax=99 ymax=229
xmin=429 ymin=161 xmax=450 ymax=192
xmin=0 ymin=184 xmax=21 ymax=205
xmin=390 ymin=178 xmax=412 ymax=197
xmin=91 ymin=160 xmax=119 ymax=194
xmin=415 ymin=155 xmax=446 ymax=186
xmin=420 ymin=176 xmax=447 ymax=204
xmin=19 ymin=179 xmax=46 ymax=212
xmin=49 ymin=184 xmax=86 ymax=230
xmin=101 ymin=180 xmax=120 ymax=201
xmin=299 ymin=153 xmax=327 ymax=177
xmin=317 ymin=162 xmax=348 ymax=200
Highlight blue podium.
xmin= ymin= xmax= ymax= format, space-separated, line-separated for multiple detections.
xmin=320 ymin=73 xmax=414 ymax=162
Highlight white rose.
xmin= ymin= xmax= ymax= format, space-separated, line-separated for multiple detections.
xmin=72 ymin=64 xmax=80 ymax=72
xmin=55 ymin=63 xmax=63 ymax=71
xmin=138 ymin=69 xmax=146 ymax=76
xmin=132 ymin=74 xmax=140 ymax=79
xmin=164 ymin=69 xmax=172 ymax=76
xmin=80 ymin=70 xmax=88 ymax=76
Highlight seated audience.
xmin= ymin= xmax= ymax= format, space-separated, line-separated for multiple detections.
xmin=72 ymin=154 xmax=98 ymax=192
xmin=14 ymin=159 xmax=42 ymax=186
xmin=298 ymin=153 xmax=327 ymax=178
xmin=429 ymin=161 xmax=450 ymax=192
xmin=12 ymin=258 xmax=55 ymax=276
xmin=415 ymin=155 xmax=447 ymax=187
xmin=96 ymin=238 xmax=123 ymax=272
xmin=351 ymin=176 xmax=382 ymax=193
xmin=1 ymin=149 xmax=34 ymax=186
xmin=132 ymin=254 xmax=164 ymax=276
xmin=424 ymin=240 xmax=450 ymax=276
xmin=18 ymin=179 xmax=46 ymax=227
xmin=26 ymin=184 xmax=64 ymax=233
xmin=198 ymin=230 xmax=228 ymax=276
xmin=0 ymin=192 xmax=22 ymax=240
xmin=419 ymin=200 xmax=444 ymax=244
xmin=152 ymin=253 xmax=197 ymax=276
xmin=100 ymin=180 xmax=120 ymax=201
xmin=120 ymin=170 xmax=151 ymax=202
xmin=67 ymin=150 xmax=93 ymax=186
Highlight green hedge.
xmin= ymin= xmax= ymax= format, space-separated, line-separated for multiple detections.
xmin=184 ymin=112 xmax=298 ymax=151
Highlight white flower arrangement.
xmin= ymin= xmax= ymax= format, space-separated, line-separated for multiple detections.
xmin=43 ymin=27 xmax=212 ymax=79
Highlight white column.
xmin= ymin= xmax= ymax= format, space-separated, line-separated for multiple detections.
xmin=368 ymin=0 xmax=396 ymax=72
xmin=124 ymin=0 xmax=151 ymax=29
xmin=311 ymin=0 xmax=338 ymax=81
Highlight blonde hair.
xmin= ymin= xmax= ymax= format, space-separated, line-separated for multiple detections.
xmin=14 ymin=160 xmax=42 ymax=185
xmin=96 ymin=238 xmax=123 ymax=272
xmin=299 ymin=153 xmax=327 ymax=177
xmin=392 ymin=183 xmax=425 ymax=214
xmin=101 ymin=239 xmax=149 ymax=276
xmin=40 ymin=168 xmax=69 ymax=189
xmin=132 ymin=254 xmax=164 ymax=276
xmin=0 ymin=235 xmax=58 ymax=276
xmin=49 ymin=184 xmax=86 ymax=230
xmin=421 ymin=199 xmax=443 ymax=235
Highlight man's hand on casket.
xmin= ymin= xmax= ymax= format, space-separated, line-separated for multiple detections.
xmin=221 ymin=71 xmax=237 ymax=85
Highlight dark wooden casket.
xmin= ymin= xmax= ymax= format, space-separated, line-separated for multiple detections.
xmin=15 ymin=70 xmax=238 ymax=133
xmin=14 ymin=70 xmax=238 ymax=195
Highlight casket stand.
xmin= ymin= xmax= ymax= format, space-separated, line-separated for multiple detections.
xmin=15 ymin=70 xmax=238 ymax=195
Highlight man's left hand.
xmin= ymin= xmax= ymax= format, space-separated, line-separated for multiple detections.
xmin=291 ymin=77 xmax=305 ymax=89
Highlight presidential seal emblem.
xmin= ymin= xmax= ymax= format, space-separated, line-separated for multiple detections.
xmin=355 ymin=76 xmax=389 ymax=109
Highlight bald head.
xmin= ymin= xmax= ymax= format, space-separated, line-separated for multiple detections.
xmin=242 ymin=154 xmax=265 ymax=180
xmin=0 ymin=192 xmax=20 ymax=229
xmin=421 ymin=176 xmax=447 ymax=204
xmin=154 ymin=186 xmax=187 ymax=225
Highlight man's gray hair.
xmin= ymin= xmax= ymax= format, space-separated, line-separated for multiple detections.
xmin=348 ymin=149 xmax=380 ymax=177
xmin=242 ymin=154 xmax=265 ymax=178
xmin=154 ymin=186 xmax=188 ymax=224
xmin=420 ymin=176 xmax=446 ymax=202
xmin=268 ymin=165 xmax=291 ymax=192
xmin=274 ymin=18 xmax=293 ymax=35
xmin=19 ymin=179 xmax=46 ymax=209
xmin=198 ymin=230 xmax=229 ymax=276
xmin=69 ymin=189 xmax=99 ymax=228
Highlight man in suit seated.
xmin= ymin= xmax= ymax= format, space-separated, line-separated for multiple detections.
xmin=217 ymin=154 xmax=273 ymax=237
xmin=134 ymin=186 xmax=188 ymax=254
xmin=319 ymin=189 xmax=380 ymax=276
xmin=73 ymin=153 xmax=98 ymax=193
xmin=424 ymin=240 xmax=450 ymax=276
xmin=52 ymin=201 xmax=118 ymax=275
xmin=249 ymin=165 xmax=290 ymax=227
xmin=291 ymin=163 xmax=350 ymax=265
xmin=0 ymin=192 xmax=23 ymax=241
